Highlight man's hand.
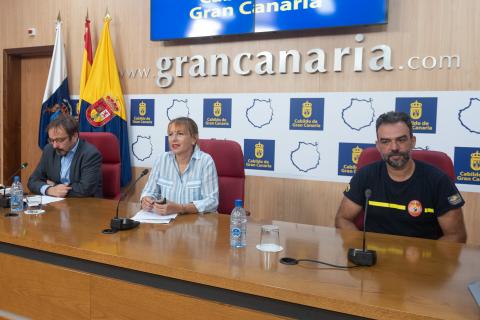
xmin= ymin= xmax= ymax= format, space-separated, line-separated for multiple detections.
xmin=46 ymin=183 xmax=72 ymax=198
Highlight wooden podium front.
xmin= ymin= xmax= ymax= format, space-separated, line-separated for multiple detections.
xmin=0 ymin=198 xmax=479 ymax=319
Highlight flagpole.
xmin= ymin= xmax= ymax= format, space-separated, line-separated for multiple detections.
xmin=105 ymin=7 xmax=111 ymax=20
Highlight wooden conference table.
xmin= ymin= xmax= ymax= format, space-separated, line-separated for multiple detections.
xmin=0 ymin=198 xmax=479 ymax=320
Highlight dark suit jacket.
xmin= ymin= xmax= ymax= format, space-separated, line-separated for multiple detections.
xmin=28 ymin=140 xmax=103 ymax=197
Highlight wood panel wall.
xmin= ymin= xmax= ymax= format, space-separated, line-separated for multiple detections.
xmin=1 ymin=0 xmax=479 ymax=244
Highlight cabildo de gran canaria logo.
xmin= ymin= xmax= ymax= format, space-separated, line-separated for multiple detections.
xmin=131 ymin=99 xmax=154 ymax=126
xmin=454 ymin=147 xmax=480 ymax=185
xmin=203 ymin=98 xmax=231 ymax=128
xmin=289 ymin=98 xmax=324 ymax=130
xmin=244 ymin=139 xmax=275 ymax=171
xmin=395 ymin=97 xmax=437 ymax=134
xmin=255 ymin=142 xmax=264 ymax=158
xmin=302 ymin=100 xmax=312 ymax=118
xmin=410 ymin=100 xmax=422 ymax=120
xmin=338 ymin=142 xmax=374 ymax=176
xmin=471 ymin=150 xmax=480 ymax=171
xmin=139 ymin=101 xmax=147 ymax=116
xmin=213 ymin=100 xmax=222 ymax=117
xmin=351 ymin=145 xmax=362 ymax=165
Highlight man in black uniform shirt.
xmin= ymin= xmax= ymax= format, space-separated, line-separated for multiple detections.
xmin=335 ymin=111 xmax=467 ymax=243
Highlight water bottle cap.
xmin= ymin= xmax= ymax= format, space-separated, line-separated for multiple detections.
xmin=13 ymin=176 xmax=20 ymax=182
xmin=234 ymin=199 xmax=243 ymax=207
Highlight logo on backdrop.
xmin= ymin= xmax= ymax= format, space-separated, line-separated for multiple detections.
xmin=86 ymin=95 xmax=119 ymax=127
xmin=246 ymin=98 xmax=273 ymax=128
xmin=131 ymin=135 xmax=153 ymax=161
xmin=290 ymin=141 xmax=320 ymax=172
xmin=338 ymin=143 xmax=375 ymax=176
xmin=244 ymin=139 xmax=275 ymax=171
xmin=396 ymin=97 xmax=437 ymax=133
xmin=131 ymin=99 xmax=154 ymax=126
xmin=454 ymin=147 xmax=480 ymax=185
xmin=458 ymin=97 xmax=480 ymax=134
xmin=289 ymin=98 xmax=324 ymax=130
xmin=341 ymin=98 xmax=375 ymax=131
xmin=203 ymin=98 xmax=232 ymax=128
xmin=167 ymin=99 xmax=189 ymax=120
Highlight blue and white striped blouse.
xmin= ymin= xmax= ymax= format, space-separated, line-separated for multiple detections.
xmin=140 ymin=145 xmax=219 ymax=213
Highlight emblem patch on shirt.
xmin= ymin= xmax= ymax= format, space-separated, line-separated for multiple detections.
xmin=407 ymin=200 xmax=423 ymax=217
xmin=447 ymin=193 xmax=463 ymax=205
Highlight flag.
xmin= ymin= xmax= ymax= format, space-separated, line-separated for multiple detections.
xmin=39 ymin=17 xmax=73 ymax=148
xmin=79 ymin=15 xmax=132 ymax=186
xmin=77 ymin=15 xmax=93 ymax=115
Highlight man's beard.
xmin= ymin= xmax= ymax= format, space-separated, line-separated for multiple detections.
xmin=383 ymin=151 xmax=410 ymax=169
xmin=55 ymin=148 xmax=67 ymax=156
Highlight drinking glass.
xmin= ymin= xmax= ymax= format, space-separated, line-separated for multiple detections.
xmin=256 ymin=225 xmax=283 ymax=252
xmin=25 ymin=195 xmax=43 ymax=214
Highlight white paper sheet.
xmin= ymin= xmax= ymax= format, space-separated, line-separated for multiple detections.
xmin=131 ymin=210 xmax=178 ymax=224
xmin=37 ymin=195 xmax=65 ymax=205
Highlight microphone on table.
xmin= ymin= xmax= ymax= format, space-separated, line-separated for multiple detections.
xmin=347 ymin=189 xmax=377 ymax=266
xmin=1 ymin=162 xmax=28 ymax=208
xmin=102 ymin=169 xmax=149 ymax=234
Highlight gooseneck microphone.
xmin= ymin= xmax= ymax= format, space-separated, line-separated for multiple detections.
xmin=102 ymin=169 xmax=149 ymax=234
xmin=347 ymin=189 xmax=377 ymax=266
xmin=1 ymin=162 xmax=28 ymax=208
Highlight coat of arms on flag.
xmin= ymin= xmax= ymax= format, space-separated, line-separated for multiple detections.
xmin=86 ymin=95 xmax=119 ymax=127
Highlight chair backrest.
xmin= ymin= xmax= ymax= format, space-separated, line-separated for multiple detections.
xmin=198 ymin=139 xmax=245 ymax=214
xmin=353 ymin=147 xmax=455 ymax=229
xmin=79 ymin=132 xmax=121 ymax=200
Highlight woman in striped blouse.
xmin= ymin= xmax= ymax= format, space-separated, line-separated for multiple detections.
xmin=140 ymin=117 xmax=219 ymax=215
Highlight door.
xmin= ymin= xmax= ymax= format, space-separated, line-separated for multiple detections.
xmin=20 ymin=56 xmax=51 ymax=187
xmin=2 ymin=46 xmax=53 ymax=191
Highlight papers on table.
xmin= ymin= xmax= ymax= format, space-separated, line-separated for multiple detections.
xmin=22 ymin=195 xmax=64 ymax=206
xmin=39 ymin=195 xmax=65 ymax=205
xmin=131 ymin=210 xmax=178 ymax=224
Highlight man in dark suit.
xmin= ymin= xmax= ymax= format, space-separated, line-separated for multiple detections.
xmin=28 ymin=115 xmax=102 ymax=197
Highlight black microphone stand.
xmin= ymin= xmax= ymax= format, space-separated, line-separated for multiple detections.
xmin=102 ymin=169 xmax=149 ymax=234
xmin=347 ymin=189 xmax=377 ymax=266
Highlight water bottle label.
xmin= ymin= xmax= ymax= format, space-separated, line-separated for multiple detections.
xmin=231 ymin=227 xmax=241 ymax=238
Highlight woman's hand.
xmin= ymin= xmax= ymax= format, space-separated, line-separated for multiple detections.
xmin=152 ymin=201 xmax=183 ymax=215
xmin=141 ymin=196 xmax=155 ymax=211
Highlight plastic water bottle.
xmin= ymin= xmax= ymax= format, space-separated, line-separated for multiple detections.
xmin=230 ymin=199 xmax=247 ymax=248
xmin=10 ymin=176 xmax=24 ymax=213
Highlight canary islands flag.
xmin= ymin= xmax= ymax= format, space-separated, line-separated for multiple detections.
xmin=78 ymin=15 xmax=132 ymax=186
xmin=39 ymin=19 xmax=73 ymax=148
xmin=77 ymin=16 xmax=93 ymax=115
